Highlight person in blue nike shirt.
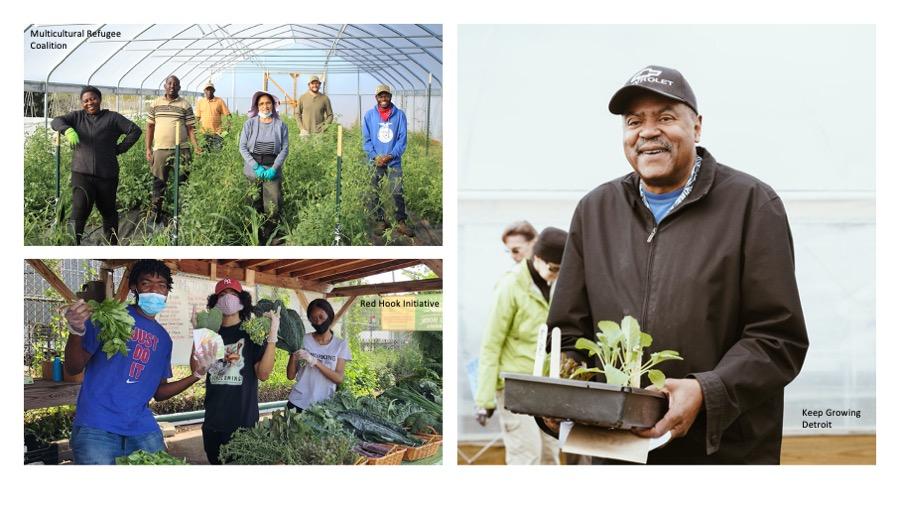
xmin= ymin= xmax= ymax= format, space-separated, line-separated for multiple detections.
xmin=362 ymin=84 xmax=414 ymax=238
xmin=62 ymin=259 xmax=217 ymax=464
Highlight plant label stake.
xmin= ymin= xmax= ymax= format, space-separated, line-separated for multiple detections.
xmin=333 ymin=125 xmax=343 ymax=246
xmin=533 ymin=324 xmax=548 ymax=376
xmin=550 ymin=327 xmax=561 ymax=379
xmin=173 ymin=120 xmax=181 ymax=246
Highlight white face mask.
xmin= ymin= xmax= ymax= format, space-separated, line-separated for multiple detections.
xmin=258 ymin=110 xmax=272 ymax=119
xmin=215 ymin=293 xmax=244 ymax=315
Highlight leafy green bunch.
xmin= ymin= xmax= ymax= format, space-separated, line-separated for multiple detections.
xmin=86 ymin=299 xmax=135 ymax=358
xmin=115 ymin=449 xmax=188 ymax=465
xmin=240 ymin=316 xmax=271 ymax=345
xmin=219 ymin=409 xmax=357 ymax=465
xmin=573 ymin=315 xmax=682 ymax=389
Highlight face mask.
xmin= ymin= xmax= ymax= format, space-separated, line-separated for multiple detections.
xmin=259 ymin=110 xmax=272 ymax=118
xmin=215 ymin=293 xmax=244 ymax=315
xmin=137 ymin=292 xmax=167 ymax=316
xmin=311 ymin=321 xmax=331 ymax=335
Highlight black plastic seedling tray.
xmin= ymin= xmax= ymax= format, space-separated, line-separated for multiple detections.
xmin=501 ymin=373 xmax=668 ymax=429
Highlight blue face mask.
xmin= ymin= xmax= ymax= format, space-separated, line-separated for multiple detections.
xmin=258 ymin=110 xmax=272 ymax=119
xmin=137 ymin=292 xmax=167 ymax=316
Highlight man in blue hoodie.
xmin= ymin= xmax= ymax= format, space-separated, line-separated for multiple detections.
xmin=362 ymin=84 xmax=414 ymax=237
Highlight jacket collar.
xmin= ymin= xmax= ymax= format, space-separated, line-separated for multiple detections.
xmin=622 ymin=146 xmax=718 ymax=209
xmin=513 ymin=260 xmax=549 ymax=308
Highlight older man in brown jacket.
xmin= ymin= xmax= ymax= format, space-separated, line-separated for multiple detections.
xmin=547 ymin=65 xmax=809 ymax=464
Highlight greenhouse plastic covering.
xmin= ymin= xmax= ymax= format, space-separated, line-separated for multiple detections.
xmin=24 ymin=24 xmax=442 ymax=95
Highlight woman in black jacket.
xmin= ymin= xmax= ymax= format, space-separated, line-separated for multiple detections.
xmin=51 ymin=86 xmax=141 ymax=245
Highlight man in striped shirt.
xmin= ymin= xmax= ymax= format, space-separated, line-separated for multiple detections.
xmin=145 ymin=75 xmax=202 ymax=225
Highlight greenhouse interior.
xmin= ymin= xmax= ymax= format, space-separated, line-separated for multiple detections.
xmin=24 ymin=24 xmax=443 ymax=247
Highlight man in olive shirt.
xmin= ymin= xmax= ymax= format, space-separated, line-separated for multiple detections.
xmin=195 ymin=81 xmax=231 ymax=151
xmin=296 ymin=75 xmax=334 ymax=136
xmin=145 ymin=75 xmax=202 ymax=225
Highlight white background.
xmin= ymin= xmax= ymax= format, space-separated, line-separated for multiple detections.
xmin=4 ymin=1 xmax=899 ymax=506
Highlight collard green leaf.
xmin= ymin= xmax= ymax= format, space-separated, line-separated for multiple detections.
xmin=648 ymin=369 xmax=666 ymax=390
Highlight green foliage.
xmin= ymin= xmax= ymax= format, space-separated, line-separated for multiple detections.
xmin=240 ymin=316 xmax=271 ymax=345
xmin=24 ymin=406 xmax=75 ymax=446
xmin=219 ymin=409 xmax=357 ymax=465
xmin=342 ymin=334 xmax=380 ymax=396
xmin=116 ymin=449 xmax=188 ymax=465
xmin=87 ymin=299 xmax=135 ymax=358
xmin=572 ymin=315 xmax=683 ymax=388
xmin=195 ymin=307 xmax=223 ymax=333
xmin=23 ymin=118 xmax=442 ymax=245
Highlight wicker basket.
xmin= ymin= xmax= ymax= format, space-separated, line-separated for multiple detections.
xmin=366 ymin=445 xmax=405 ymax=465
xmin=401 ymin=435 xmax=442 ymax=461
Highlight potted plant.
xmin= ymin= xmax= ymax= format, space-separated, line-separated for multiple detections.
xmin=502 ymin=316 xmax=683 ymax=429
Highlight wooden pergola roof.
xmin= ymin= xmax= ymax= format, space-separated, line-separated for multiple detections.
xmin=27 ymin=259 xmax=442 ymax=304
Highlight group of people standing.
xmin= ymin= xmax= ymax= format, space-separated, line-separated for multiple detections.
xmin=50 ymin=74 xmax=414 ymax=245
xmin=62 ymin=260 xmax=351 ymax=465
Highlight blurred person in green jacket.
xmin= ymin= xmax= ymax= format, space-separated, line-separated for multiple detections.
xmin=475 ymin=226 xmax=567 ymax=465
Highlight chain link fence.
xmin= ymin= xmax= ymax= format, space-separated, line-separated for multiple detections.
xmin=23 ymin=260 xmax=123 ymax=367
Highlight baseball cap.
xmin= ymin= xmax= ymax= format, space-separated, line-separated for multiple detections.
xmin=608 ymin=65 xmax=698 ymax=114
xmin=375 ymin=84 xmax=392 ymax=95
xmin=308 ymin=75 xmax=321 ymax=83
xmin=214 ymin=278 xmax=243 ymax=295
xmin=203 ymin=81 xmax=215 ymax=91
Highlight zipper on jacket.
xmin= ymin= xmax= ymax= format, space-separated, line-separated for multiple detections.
xmin=647 ymin=226 xmax=657 ymax=243
xmin=640 ymin=233 xmax=656 ymax=327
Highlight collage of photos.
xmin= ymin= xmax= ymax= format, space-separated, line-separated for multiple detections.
xmin=22 ymin=24 xmax=445 ymax=467
xmin=15 ymin=16 xmax=888 ymax=499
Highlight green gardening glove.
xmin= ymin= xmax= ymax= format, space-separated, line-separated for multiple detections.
xmin=263 ymin=167 xmax=277 ymax=180
xmin=64 ymin=128 xmax=80 ymax=147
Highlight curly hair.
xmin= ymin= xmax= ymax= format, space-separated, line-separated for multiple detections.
xmin=128 ymin=260 xmax=173 ymax=291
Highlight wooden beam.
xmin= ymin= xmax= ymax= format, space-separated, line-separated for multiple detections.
xmin=294 ymin=289 xmax=310 ymax=312
xmin=328 ymin=279 xmax=442 ymax=297
xmin=290 ymin=259 xmax=387 ymax=280
xmin=115 ymin=263 xmax=134 ymax=302
xmin=210 ymin=262 xmax=217 ymax=280
xmin=171 ymin=260 xmax=332 ymax=293
xmin=246 ymin=268 xmax=256 ymax=285
xmin=330 ymin=295 xmax=357 ymax=330
xmin=27 ymin=260 xmax=76 ymax=302
xmin=421 ymin=259 xmax=443 ymax=278
xmin=318 ymin=260 xmax=423 ymax=283
xmin=101 ymin=268 xmax=114 ymax=300
xmin=24 ymin=380 xmax=81 ymax=410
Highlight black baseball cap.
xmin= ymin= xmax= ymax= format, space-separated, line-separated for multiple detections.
xmin=608 ymin=65 xmax=698 ymax=115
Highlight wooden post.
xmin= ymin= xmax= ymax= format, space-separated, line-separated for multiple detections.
xmin=27 ymin=260 xmax=75 ymax=302
xmin=210 ymin=262 xmax=217 ymax=280
xmin=246 ymin=268 xmax=256 ymax=286
xmin=115 ymin=263 xmax=133 ymax=302
xmin=294 ymin=288 xmax=310 ymax=312
xmin=100 ymin=268 xmax=114 ymax=300
xmin=330 ymin=295 xmax=357 ymax=330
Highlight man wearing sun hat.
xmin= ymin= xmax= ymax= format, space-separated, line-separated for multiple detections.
xmin=296 ymin=75 xmax=334 ymax=136
xmin=546 ymin=65 xmax=809 ymax=464
xmin=194 ymin=81 xmax=231 ymax=152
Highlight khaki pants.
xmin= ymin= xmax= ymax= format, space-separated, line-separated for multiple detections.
xmin=496 ymin=389 xmax=560 ymax=465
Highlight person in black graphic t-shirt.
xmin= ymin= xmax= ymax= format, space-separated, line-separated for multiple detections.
xmin=191 ymin=278 xmax=279 ymax=464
